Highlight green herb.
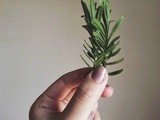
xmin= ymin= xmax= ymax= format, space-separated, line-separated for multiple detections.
xmin=80 ymin=0 xmax=124 ymax=76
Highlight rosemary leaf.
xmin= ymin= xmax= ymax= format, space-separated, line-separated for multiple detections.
xmin=96 ymin=6 xmax=103 ymax=20
xmin=80 ymin=55 xmax=91 ymax=67
xmin=81 ymin=0 xmax=91 ymax=21
xmin=108 ymin=69 xmax=123 ymax=76
xmin=107 ymin=58 xmax=124 ymax=65
xmin=107 ymin=41 xmax=120 ymax=54
xmin=91 ymin=18 xmax=105 ymax=36
xmin=109 ymin=16 xmax=124 ymax=40
xmin=108 ymin=35 xmax=120 ymax=45
xmin=109 ymin=48 xmax=121 ymax=58
xmin=89 ymin=0 xmax=96 ymax=19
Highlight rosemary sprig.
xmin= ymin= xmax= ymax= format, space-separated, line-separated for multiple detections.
xmin=81 ymin=0 xmax=124 ymax=76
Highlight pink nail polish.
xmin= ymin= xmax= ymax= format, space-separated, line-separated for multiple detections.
xmin=91 ymin=66 xmax=106 ymax=83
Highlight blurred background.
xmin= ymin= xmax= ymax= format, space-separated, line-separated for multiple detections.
xmin=0 ymin=0 xmax=160 ymax=120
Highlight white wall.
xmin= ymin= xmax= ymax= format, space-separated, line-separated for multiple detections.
xmin=0 ymin=0 xmax=160 ymax=120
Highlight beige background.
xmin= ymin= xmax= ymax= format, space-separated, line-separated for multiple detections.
xmin=0 ymin=0 xmax=160 ymax=120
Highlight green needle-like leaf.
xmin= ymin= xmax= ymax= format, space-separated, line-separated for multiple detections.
xmin=93 ymin=31 xmax=105 ymax=45
xmin=83 ymin=50 xmax=94 ymax=63
xmin=107 ymin=41 xmax=120 ymax=54
xmin=84 ymin=40 xmax=92 ymax=49
xmin=94 ymin=54 xmax=105 ymax=67
xmin=80 ymin=55 xmax=91 ymax=67
xmin=81 ymin=0 xmax=91 ymax=21
xmin=107 ymin=58 xmax=124 ymax=65
xmin=91 ymin=18 xmax=105 ymax=36
xmin=109 ymin=48 xmax=121 ymax=58
xmin=108 ymin=35 xmax=120 ymax=45
xmin=109 ymin=16 xmax=124 ymax=40
xmin=89 ymin=0 xmax=96 ymax=19
xmin=96 ymin=6 xmax=103 ymax=20
xmin=104 ymin=3 xmax=110 ymax=24
xmin=108 ymin=69 xmax=123 ymax=76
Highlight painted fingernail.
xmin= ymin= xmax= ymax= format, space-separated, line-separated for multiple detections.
xmin=91 ymin=66 xmax=106 ymax=83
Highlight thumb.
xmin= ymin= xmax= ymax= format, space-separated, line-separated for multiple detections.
xmin=62 ymin=66 xmax=108 ymax=120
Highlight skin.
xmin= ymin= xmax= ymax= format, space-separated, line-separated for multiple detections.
xmin=29 ymin=67 xmax=114 ymax=120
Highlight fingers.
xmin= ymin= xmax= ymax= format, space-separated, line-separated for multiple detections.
xmin=31 ymin=68 xmax=91 ymax=112
xmin=101 ymin=85 xmax=114 ymax=98
xmin=88 ymin=103 xmax=98 ymax=120
xmin=62 ymin=66 xmax=108 ymax=120
xmin=44 ymin=67 xmax=91 ymax=100
xmin=93 ymin=111 xmax=101 ymax=120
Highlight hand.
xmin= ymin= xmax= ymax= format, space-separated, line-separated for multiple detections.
xmin=29 ymin=66 xmax=114 ymax=120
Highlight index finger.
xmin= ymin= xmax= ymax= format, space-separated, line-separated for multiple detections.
xmin=42 ymin=67 xmax=91 ymax=101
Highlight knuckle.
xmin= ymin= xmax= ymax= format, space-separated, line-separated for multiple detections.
xmin=75 ymin=86 xmax=93 ymax=103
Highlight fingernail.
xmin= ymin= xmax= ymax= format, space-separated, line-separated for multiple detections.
xmin=91 ymin=66 xmax=106 ymax=83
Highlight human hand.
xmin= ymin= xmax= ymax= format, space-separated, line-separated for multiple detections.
xmin=29 ymin=66 xmax=114 ymax=120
